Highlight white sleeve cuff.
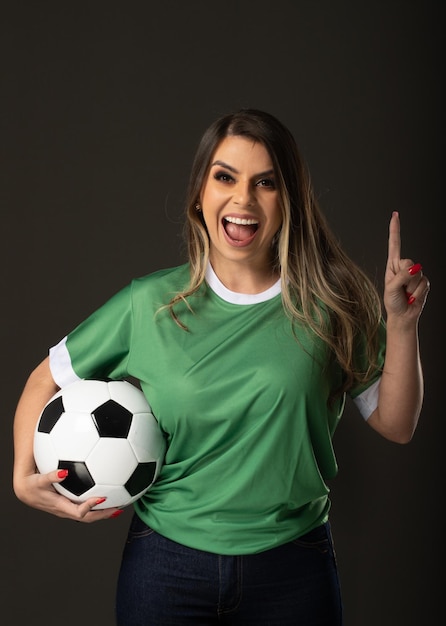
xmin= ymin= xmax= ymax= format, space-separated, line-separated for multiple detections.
xmin=353 ymin=377 xmax=381 ymax=420
xmin=48 ymin=336 xmax=81 ymax=389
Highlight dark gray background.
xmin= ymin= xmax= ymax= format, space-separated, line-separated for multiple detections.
xmin=1 ymin=2 xmax=442 ymax=625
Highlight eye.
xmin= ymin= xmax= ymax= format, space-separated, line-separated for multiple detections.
xmin=256 ymin=178 xmax=276 ymax=189
xmin=213 ymin=170 xmax=235 ymax=184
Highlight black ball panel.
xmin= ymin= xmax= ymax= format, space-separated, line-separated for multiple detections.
xmin=92 ymin=400 xmax=133 ymax=437
xmin=38 ymin=396 xmax=65 ymax=433
xmin=125 ymin=462 xmax=157 ymax=496
xmin=58 ymin=460 xmax=95 ymax=495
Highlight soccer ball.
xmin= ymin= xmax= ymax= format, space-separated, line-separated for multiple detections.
xmin=33 ymin=379 xmax=166 ymax=509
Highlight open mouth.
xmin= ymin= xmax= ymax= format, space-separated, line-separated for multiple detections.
xmin=222 ymin=216 xmax=259 ymax=245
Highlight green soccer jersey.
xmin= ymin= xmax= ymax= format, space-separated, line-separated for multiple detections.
xmin=49 ymin=262 xmax=385 ymax=555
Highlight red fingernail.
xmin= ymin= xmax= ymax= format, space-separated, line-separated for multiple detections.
xmin=57 ymin=469 xmax=68 ymax=479
xmin=408 ymin=263 xmax=422 ymax=275
xmin=110 ymin=510 xmax=124 ymax=519
xmin=406 ymin=290 xmax=416 ymax=304
xmin=95 ymin=498 xmax=107 ymax=505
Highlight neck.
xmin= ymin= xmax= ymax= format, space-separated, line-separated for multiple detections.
xmin=208 ymin=257 xmax=279 ymax=294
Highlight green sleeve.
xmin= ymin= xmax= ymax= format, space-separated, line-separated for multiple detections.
xmin=349 ymin=317 xmax=386 ymax=400
xmin=65 ymin=282 xmax=134 ymax=381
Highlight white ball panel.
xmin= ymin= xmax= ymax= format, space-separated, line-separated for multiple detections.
xmin=52 ymin=482 xmax=133 ymax=509
xmin=34 ymin=432 xmax=59 ymax=473
xmin=82 ymin=484 xmax=134 ymax=509
xmin=62 ymin=379 xmax=111 ymax=412
xmin=108 ymin=380 xmax=152 ymax=414
xmin=128 ymin=413 xmax=166 ymax=461
xmin=51 ymin=412 xmax=100 ymax=458
xmin=88 ymin=485 xmax=133 ymax=509
xmin=87 ymin=438 xmax=137 ymax=484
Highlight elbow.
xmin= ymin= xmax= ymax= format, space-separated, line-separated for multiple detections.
xmin=367 ymin=408 xmax=418 ymax=444
xmin=385 ymin=430 xmax=415 ymax=445
xmin=12 ymin=475 xmax=27 ymax=505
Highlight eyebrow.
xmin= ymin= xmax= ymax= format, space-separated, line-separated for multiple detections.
xmin=210 ymin=160 xmax=275 ymax=178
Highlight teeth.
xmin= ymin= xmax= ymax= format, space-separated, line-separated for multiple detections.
xmin=224 ymin=217 xmax=259 ymax=225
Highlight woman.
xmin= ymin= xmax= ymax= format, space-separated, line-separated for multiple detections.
xmin=13 ymin=109 xmax=429 ymax=625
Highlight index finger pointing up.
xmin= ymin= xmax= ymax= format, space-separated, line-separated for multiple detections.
xmin=388 ymin=211 xmax=401 ymax=267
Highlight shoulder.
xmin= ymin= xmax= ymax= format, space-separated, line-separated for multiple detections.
xmin=130 ymin=263 xmax=190 ymax=301
xmin=132 ymin=263 xmax=189 ymax=287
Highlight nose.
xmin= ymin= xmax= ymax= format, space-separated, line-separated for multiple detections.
xmin=233 ymin=180 xmax=254 ymax=207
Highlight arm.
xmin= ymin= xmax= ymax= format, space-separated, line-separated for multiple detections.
xmin=367 ymin=212 xmax=430 ymax=443
xmin=13 ymin=356 xmax=120 ymax=521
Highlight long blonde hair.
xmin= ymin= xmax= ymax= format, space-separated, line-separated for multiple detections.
xmin=167 ymin=109 xmax=383 ymax=396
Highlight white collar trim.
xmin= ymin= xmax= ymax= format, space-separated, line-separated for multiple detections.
xmin=205 ymin=262 xmax=281 ymax=305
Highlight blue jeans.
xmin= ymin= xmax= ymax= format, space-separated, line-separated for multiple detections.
xmin=115 ymin=514 xmax=343 ymax=625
